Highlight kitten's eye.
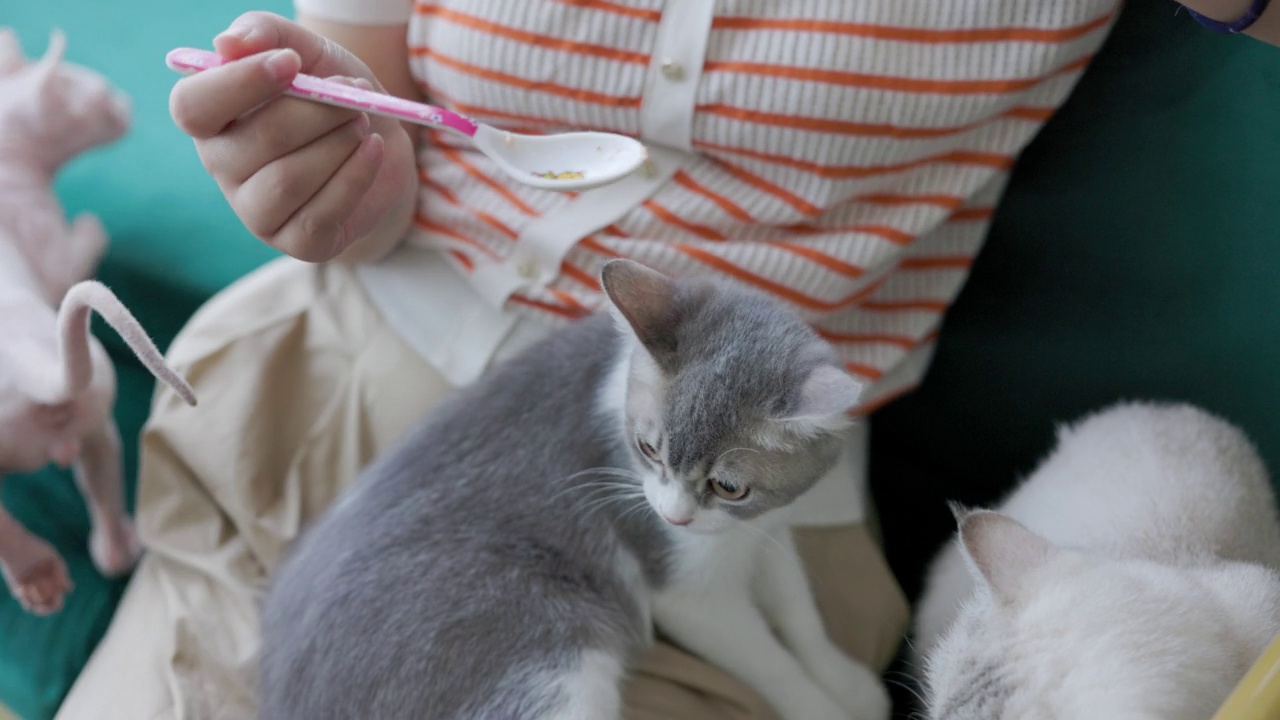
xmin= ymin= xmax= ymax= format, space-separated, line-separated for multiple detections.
xmin=708 ymin=477 xmax=749 ymax=501
xmin=636 ymin=437 xmax=661 ymax=462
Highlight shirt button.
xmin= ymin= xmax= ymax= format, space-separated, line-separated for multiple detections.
xmin=517 ymin=258 xmax=540 ymax=280
xmin=660 ymin=59 xmax=685 ymax=81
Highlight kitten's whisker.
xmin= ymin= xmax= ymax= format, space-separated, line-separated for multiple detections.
xmin=884 ymin=675 xmax=928 ymax=707
xmin=738 ymin=522 xmax=794 ymax=564
xmin=735 ymin=521 xmax=848 ymax=597
xmin=615 ymin=498 xmax=657 ymax=526
xmin=573 ymin=488 xmax=646 ymax=516
xmin=552 ymin=484 xmax=617 ymax=505
xmin=550 ymin=475 xmax=641 ymax=503
xmin=577 ymin=492 xmax=645 ymax=517
xmin=564 ymin=466 xmax=642 ymax=484
xmin=552 ymin=482 xmax=640 ymax=503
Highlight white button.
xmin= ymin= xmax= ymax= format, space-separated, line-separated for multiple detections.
xmin=660 ymin=59 xmax=685 ymax=81
xmin=517 ymin=258 xmax=540 ymax=280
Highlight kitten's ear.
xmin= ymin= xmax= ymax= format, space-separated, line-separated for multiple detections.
xmin=774 ymin=364 xmax=862 ymax=436
xmin=600 ymin=259 xmax=679 ymax=355
xmin=958 ymin=510 xmax=1058 ymax=602
xmin=0 ymin=28 xmax=24 ymax=75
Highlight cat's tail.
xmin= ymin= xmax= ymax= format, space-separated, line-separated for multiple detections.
xmin=32 ymin=280 xmax=197 ymax=406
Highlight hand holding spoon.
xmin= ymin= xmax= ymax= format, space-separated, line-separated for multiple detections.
xmin=165 ymin=48 xmax=648 ymax=192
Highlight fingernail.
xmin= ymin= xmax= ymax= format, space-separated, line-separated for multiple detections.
xmin=360 ymin=133 xmax=385 ymax=159
xmin=265 ymin=49 xmax=300 ymax=82
xmin=215 ymin=25 xmax=254 ymax=45
xmin=352 ymin=112 xmax=371 ymax=135
xmin=352 ymin=78 xmax=375 ymax=91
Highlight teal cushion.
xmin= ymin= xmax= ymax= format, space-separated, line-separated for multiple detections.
xmin=3 ymin=1 xmax=287 ymax=717
xmin=870 ymin=5 xmax=1280 ymax=713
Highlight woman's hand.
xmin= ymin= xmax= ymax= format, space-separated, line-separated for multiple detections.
xmin=170 ymin=12 xmax=418 ymax=263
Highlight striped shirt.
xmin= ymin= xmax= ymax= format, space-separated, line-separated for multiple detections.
xmin=297 ymin=0 xmax=1117 ymax=412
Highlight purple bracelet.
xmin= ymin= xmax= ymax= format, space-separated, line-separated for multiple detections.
xmin=1186 ymin=0 xmax=1272 ymax=33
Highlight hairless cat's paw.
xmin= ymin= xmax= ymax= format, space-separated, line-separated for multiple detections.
xmin=89 ymin=518 xmax=141 ymax=577
xmin=1 ymin=534 xmax=73 ymax=615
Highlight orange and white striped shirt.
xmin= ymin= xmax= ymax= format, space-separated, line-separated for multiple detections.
xmin=298 ymin=0 xmax=1117 ymax=413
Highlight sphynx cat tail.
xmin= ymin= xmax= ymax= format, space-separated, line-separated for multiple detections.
xmin=57 ymin=281 xmax=197 ymax=406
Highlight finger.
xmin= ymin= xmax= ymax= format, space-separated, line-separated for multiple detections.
xmin=170 ymin=48 xmax=301 ymax=139
xmin=25 ymin=582 xmax=52 ymax=613
xmin=273 ymin=133 xmax=385 ymax=262
xmin=213 ymin=11 xmax=370 ymax=81
xmin=232 ymin=114 xmax=372 ymax=239
xmin=199 ymin=86 xmax=363 ymax=183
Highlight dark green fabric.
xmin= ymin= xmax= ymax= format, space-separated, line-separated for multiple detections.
xmin=4 ymin=1 xmax=287 ymax=717
xmin=870 ymin=4 xmax=1280 ymax=714
xmin=872 ymin=0 xmax=1280 ymax=601
xmin=5 ymin=1 xmax=1280 ymax=719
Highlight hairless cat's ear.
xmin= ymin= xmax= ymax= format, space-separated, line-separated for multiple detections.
xmin=0 ymin=28 xmax=24 ymax=74
xmin=958 ymin=510 xmax=1058 ymax=603
xmin=34 ymin=28 xmax=65 ymax=83
xmin=772 ymin=364 xmax=861 ymax=437
xmin=600 ymin=259 xmax=679 ymax=356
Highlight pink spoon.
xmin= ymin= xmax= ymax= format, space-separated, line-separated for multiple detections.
xmin=165 ymin=48 xmax=648 ymax=192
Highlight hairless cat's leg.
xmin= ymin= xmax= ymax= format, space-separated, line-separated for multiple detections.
xmin=0 ymin=495 xmax=73 ymax=615
xmin=73 ymin=420 xmax=140 ymax=576
xmin=48 ymin=214 xmax=108 ymax=301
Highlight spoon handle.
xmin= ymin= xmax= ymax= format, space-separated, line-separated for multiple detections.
xmin=165 ymin=48 xmax=481 ymax=138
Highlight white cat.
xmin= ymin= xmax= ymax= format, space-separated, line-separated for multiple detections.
xmin=914 ymin=402 xmax=1280 ymax=720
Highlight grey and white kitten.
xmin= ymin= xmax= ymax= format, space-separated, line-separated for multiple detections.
xmin=259 ymin=259 xmax=890 ymax=720
xmin=914 ymin=402 xmax=1280 ymax=720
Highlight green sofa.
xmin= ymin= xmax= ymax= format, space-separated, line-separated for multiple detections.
xmin=4 ymin=1 xmax=1279 ymax=718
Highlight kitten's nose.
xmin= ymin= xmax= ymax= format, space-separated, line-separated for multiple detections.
xmin=664 ymin=515 xmax=692 ymax=526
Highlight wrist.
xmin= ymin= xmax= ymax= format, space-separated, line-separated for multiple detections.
xmin=1181 ymin=0 xmax=1274 ymax=35
xmin=1180 ymin=0 xmax=1256 ymax=21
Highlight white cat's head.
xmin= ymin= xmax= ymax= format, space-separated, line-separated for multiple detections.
xmin=925 ymin=509 xmax=1280 ymax=720
xmin=599 ymin=259 xmax=862 ymax=535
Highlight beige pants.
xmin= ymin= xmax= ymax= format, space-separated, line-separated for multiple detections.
xmin=55 ymin=259 xmax=909 ymax=720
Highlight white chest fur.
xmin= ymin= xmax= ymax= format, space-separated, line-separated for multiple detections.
xmin=646 ymin=516 xmax=889 ymax=720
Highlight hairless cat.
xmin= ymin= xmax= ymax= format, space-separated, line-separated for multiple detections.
xmin=0 ymin=28 xmax=196 ymax=614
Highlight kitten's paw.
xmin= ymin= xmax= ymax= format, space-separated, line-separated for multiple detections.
xmin=802 ymin=645 xmax=891 ymax=720
xmin=90 ymin=518 xmax=142 ymax=577
xmin=1 ymin=535 xmax=73 ymax=615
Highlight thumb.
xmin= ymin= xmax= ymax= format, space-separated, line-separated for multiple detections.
xmin=211 ymin=11 xmax=372 ymax=81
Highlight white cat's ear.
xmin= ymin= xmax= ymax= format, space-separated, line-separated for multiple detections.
xmin=958 ymin=510 xmax=1058 ymax=602
xmin=773 ymin=364 xmax=862 ymax=437
xmin=0 ymin=28 xmax=24 ymax=74
xmin=600 ymin=259 xmax=679 ymax=354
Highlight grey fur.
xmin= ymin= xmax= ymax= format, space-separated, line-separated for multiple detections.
xmin=258 ymin=261 xmax=855 ymax=719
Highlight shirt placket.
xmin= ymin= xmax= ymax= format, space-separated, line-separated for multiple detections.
xmin=471 ymin=0 xmax=716 ymax=310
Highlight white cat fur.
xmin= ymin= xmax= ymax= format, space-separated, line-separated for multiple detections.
xmin=915 ymin=401 xmax=1280 ymax=720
